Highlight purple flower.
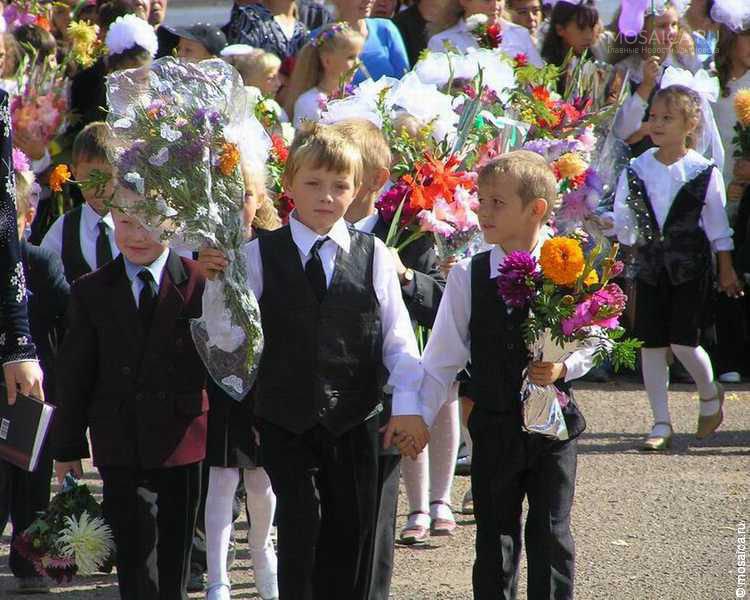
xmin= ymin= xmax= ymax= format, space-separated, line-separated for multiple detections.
xmin=119 ymin=141 xmax=146 ymax=172
xmin=609 ymin=260 xmax=624 ymax=278
xmin=12 ymin=147 xmax=30 ymax=172
xmin=561 ymin=283 xmax=627 ymax=336
xmin=193 ymin=108 xmax=221 ymax=127
xmin=496 ymin=251 xmax=541 ymax=308
xmin=376 ymin=181 xmax=418 ymax=225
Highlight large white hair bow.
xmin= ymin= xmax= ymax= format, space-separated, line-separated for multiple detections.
xmin=660 ymin=66 xmax=724 ymax=170
xmin=710 ymin=0 xmax=750 ymax=32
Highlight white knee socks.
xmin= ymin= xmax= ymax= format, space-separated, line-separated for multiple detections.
xmin=401 ymin=385 xmax=461 ymax=524
xmin=243 ymin=468 xmax=276 ymax=555
xmin=206 ymin=467 xmax=240 ymax=589
xmin=641 ymin=347 xmax=672 ymax=437
xmin=670 ymin=344 xmax=719 ymax=415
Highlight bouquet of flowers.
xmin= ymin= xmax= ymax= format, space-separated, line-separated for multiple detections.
xmin=3 ymin=1 xmax=50 ymax=31
xmin=267 ymin=133 xmax=289 ymax=200
xmin=497 ymin=235 xmax=640 ymax=439
xmin=465 ymin=14 xmax=503 ymax=50
xmin=732 ymin=89 xmax=750 ymax=158
xmin=14 ymin=474 xmax=114 ymax=583
xmin=106 ymin=57 xmax=270 ymax=400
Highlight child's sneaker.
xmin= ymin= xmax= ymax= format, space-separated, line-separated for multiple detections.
xmin=429 ymin=500 xmax=456 ymax=536
xmin=399 ymin=511 xmax=430 ymax=545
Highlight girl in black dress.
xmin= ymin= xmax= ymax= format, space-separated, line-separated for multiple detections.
xmin=203 ymin=159 xmax=281 ymax=600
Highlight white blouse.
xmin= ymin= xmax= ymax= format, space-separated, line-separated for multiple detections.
xmin=427 ymin=18 xmax=544 ymax=67
xmin=293 ymin=87 xmax=325 ymax=128
xmin=712 ymin=70 xmax=750 ymax=187
xmin=613 ymin=148 xmax=733 ymax=252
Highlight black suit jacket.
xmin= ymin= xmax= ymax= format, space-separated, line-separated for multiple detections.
xmin=19 ymin=241 xmax=69 ymax=402
xmin=54 ymin=251 xmax=209 ymax=469
xmin=372 ymin=215 xmax=444 ymax=329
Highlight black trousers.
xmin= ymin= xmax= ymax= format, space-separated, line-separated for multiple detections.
xmin=367 ymin=452 xmax=401 ymax=600
xmin=0 ymin=447 xmax=53 ymax=578
xmin=468 ymin=406 xmax=577 ymax=600
xmin=258 ymin=417 xmax=379 ymax=600
xmin=98 ymin=462 xmax=202 ymax=600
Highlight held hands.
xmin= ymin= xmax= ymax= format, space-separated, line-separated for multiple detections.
xmin=197 ymin=247 xmax=228 ymax=281
xmin=54 ymin=460 xmax=83 ymax=484
xmin=3 ymin=360 xmax=45 ymax=405
xmin=719 ymin=264 xmax=744 ymax=298
xmin=383 ymin=415 xmax=430 ymax=459
xmin=528 ymin=361 xmax=567 ymax=386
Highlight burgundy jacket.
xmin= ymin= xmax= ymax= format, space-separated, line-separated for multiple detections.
xmin=53 ymin=251 xmax=208 ymax=469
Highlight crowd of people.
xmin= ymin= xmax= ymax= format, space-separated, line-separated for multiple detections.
xmin=0 ymin=0 xmax=749 ymax=599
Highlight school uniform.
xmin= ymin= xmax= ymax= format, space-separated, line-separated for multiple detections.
xmin=427 ymin=18 xmax=543 ymax=67
xmin=41 ymin=202 xmax=119 ymax=283
xmin=0 ymin=242 xmax=69 ymax=579
xmin=354 ymin=212 xmax=444 ymax=600
xmin=53 ymin=250 xmax=208 ymax=600
xmin=242 ymin=212 xmax=421 ymax=600
xmin=613 ymin=148 xmax=733 ymax=348
xmin=417 ymin=235 xmax=595 ymax=600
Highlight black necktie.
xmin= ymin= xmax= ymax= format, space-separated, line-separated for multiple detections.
xmin=305 ymin=237 xmax=328 ymax=302
xmin=137 ymin=269 xmax=158 ymax=330
xmin=96 ymin=221 xmax=113 ymax=269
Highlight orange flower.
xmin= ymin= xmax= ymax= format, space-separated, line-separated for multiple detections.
xmin=271 ymin=134 xmax=288 ymax=162
xmin=735 ymin=89 xmax=750 ymax=127
xmin=539 ymin=236 xmax=584 ymax=286
xmin=554 ymin=153 xmax=588 ymax=180
xmin=405 ymin=154 xmax=474 ymax=211
xmin=49 ymin=164 xmax=72 ymax=192
xmin=35 ymin=15 xmax=51 ymax=31
xmin=218 ymin=142 xmax=240 ymax=176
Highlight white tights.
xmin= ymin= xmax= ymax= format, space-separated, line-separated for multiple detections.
xmin=401 ymin=383 xmax=460 ymax=525
xmin=205 ymin=466 xmax=276 ymax=589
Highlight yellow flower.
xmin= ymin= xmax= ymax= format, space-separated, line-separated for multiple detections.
xmin=67 ymin=20 xmax=100 ymax=68
xmin=218 ymin=142 xmax=240 ymax=176
xmin=583 ymin=269 xmax=599 ymax=286
xmin=735 ymin=89 xmax=750 ymax=128
xmin=554 ymin=152 xmax=588 ymax=180
xmin=540 ymin=236 xmax=585 ymax=286
xmin=49 ymin=164 xmax=72 ymax=192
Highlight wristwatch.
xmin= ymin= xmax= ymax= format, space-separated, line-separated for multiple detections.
xmin=402 ymin=268 xmax=415 ymax=285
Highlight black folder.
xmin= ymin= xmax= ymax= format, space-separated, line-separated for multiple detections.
xmin=0 ymin=383 xmax=55 ymax=471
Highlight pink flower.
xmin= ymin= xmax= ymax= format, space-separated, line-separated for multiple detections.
xmin=610 ymin=260 xmax=624 ymax=278
xmin=561 ymin=283 xmax=627 ymax=336
xmin=12 ymin=147 xmax=30 ymax=173
xmin=417 ymin=209 xmax=455 ymax=236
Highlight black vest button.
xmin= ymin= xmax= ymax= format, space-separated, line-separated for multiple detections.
xmin=318 ymin=408 xmax=327 ymax=417
xmin=135 ymin=393 xmax=144 ymax=402
xmin=506 ymin=343 xmax=514 ymax=350
xmin=121 ymin=366 xmax=131 ymax=376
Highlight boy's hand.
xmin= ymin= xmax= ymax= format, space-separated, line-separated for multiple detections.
xmin=719 ymin=264 xmax=744 ymax=298
xmin=197 ymin=247 xmax=228 ymax=281
xmin=528 ymin=361 xmax=566 ymax=386
xmin=3 ymin=361 xmax=45 ymax=405
xmin=55 ymin=460 xmax=83 ymax=484
xmin=383 ymin=415 xmax=430 ymax=459
xmin=439 ymin=256 xmax=458 ymax=278
xmin=389 ymin=247 xmax=408 ymax=281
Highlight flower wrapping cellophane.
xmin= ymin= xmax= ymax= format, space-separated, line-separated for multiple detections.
xmin=106 ymin=58 xmax=270 ymax=400
xmin=520 ymin=330 xmax=578 ymax=441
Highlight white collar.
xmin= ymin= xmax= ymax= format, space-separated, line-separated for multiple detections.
xmin=633 ymin=148 xmax=711 ymax=184
xmin=352 ymin=212 xmax=380 ymax=234
xmin=81 ymin=202 xmax=114 ymax=232
xmin=123 ymin=247 xmax=170 ymax=285
xmin=289 ymin=211 xmax=351 ymax=256
xmin=488 ymin=225 xmax=552 ymax=278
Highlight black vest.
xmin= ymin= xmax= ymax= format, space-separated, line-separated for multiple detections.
xmin=61 ymin=205 xmax=92 ymax=283
xmin=626 ymin=164 xmax=714 ymax=286
xmin=255 ymin=226 xmax=384 ymax=436
xmin=469 ymin=251 xmax=586 ymax=438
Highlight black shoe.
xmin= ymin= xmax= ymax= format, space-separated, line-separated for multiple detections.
xmin=187 ymin=564 xmax=206 ymax=592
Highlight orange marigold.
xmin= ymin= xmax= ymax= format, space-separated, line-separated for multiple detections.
xmin=554 ymin=153 xmax=588 ymax=180
xmin=218 ymin=142 xmax=240 ymax=176
xmin=49 ymin=164 xmax=72 ymax=192
xmin=734 ymin=89 xmax=750 ymax=127
xmin=539 ymin=236 xmax=584 ymax=286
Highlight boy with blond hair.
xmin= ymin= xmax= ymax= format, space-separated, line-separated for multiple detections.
xmin=393 ymin=151 xmax=596 ymax=600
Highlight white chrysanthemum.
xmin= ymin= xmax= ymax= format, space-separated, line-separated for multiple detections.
xmin=58 ymin=512 xmax=115 ymax=575
xmin=465 ymin=13 xmax=488 ymax=31
xmin=105 ymin=14 xmax=158 ymax=58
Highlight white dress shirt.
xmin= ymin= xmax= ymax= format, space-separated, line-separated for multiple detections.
xmin=41 ymin=203 xmax=120 ymax=275
xmin=293 ymin=87 xmax=325 ymax=128
xmin=123 ymin=248 xmax=170 ymax=307
xmin=353 ymin=212 xmax=381 ymax=234
xmin=416 ymin=236 xmax=596 ymax=427
xmin=241 ymin=212 xmax=423 ymax=414
xmin=427 ymin=18 xmax=543 ymax=67
xmin=712 ymin=70 xmax=750 ymax=189
xmin=613 ymin=148 xmax=733 ymax=252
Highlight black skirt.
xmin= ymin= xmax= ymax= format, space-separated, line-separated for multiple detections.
xmin=205 ymin=378 xmax=258 ymax=468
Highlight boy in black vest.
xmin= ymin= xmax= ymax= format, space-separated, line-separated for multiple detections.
xmin=199 ymin=123 xmax=427 ymax=600
xmin=393 ymin=151 xmax=596 ymax=600
xmin=41 ymin=122 xmax=118 ymax=283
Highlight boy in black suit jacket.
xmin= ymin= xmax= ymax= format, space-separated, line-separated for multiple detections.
xmin=0 ymin=162 xmax=69 ymax=594
xmin=334 ymin=118 xmax=445 ymax=600
xmin=53 ymin=185 xmax=209 ymax=600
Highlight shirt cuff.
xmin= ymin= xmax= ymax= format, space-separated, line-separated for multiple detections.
xmin=391 ymin=391 xmax=421 ymax=418
xmin=2 ymin=358 xmax=40 ymax=367
xmin=400 ymin=276 xmax=417 ymax=297
xmin=712 ymin=237 xmax=734 ymax=252
xmin=563 ymin=351 xmax=594 ymax=382
xmin=31 ymin=150 xmax=52 ymax=175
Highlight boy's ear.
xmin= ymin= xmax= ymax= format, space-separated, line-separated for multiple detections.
xmin=372 ymin=167 xmax=390 ymax=191
xmin=530 ymin=197 xmax=548 ymax=220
